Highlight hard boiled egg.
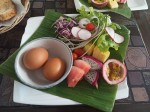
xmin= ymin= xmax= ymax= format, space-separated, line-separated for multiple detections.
xmin=43 ymin=57 xmax=66 ymax=81
xmin=23 ymin=47 xmax=48 ymax=70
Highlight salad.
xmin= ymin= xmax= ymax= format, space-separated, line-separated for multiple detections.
xmin=53 ymin=6 xmax=128 ymax=88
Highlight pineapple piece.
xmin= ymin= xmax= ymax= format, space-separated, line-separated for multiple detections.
xmin=83 ymin=43 xmax=95 ymax=56
xmin=92 ymin=46 xmax=110 ymax=63
xmin=108 ymin=0 xmax=119 ymax=9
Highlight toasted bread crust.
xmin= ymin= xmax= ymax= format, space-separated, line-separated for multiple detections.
xmin=0 ymin=0 xmax=17 ymax=21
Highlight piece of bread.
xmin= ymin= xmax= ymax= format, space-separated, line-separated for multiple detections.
xmin=0 ymin=0 xmax=17 ymax=21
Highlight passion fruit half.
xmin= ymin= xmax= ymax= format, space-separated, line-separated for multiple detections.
xmin=91 ymin=0 xmax=108 ymax=8
xmin=102 ymin=59 xmax=127 ymax=85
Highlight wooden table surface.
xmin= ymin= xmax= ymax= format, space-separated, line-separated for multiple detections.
xmin=133 ymin=0 xmax=150 ymax=55
xmin=0 ymin=0 xmax=150 ymax=112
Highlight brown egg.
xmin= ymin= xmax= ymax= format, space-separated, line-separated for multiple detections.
xmin=43 ymin=58 xmax=66 ymax=81
xmin=23 ymin=47 xmax=48 ymax=70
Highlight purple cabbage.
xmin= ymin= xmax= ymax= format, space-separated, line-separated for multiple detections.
xmin=54 ymin=17 xmax=78 ymax=38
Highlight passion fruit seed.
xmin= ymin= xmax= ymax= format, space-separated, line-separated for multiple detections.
xmin=108 ymin=62 xmax=122 ymax=81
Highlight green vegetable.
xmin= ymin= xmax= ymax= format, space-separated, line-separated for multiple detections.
xmin=96 ymin=34 xmax=119 ymax=52
xmin=109 ymin=23 xmax=121 ymax=30
xmin=77 ymin=6 xmax=96 ymax=19
xmin=79 ymin=0 xmax=131 ymax=18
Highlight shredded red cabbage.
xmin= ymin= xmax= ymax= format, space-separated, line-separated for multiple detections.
xmin=54 ymin=17 xmax=78 ymax=38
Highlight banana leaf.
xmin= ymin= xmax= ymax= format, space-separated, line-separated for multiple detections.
xmin=0 ymin=11 xmax=130 ymax=112
xmin=79 ymin=0 xmax=131 ymax=18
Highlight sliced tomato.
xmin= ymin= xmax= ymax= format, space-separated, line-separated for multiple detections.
xmin=73 ymin=48 xmax=85 ymax=57
xmin=102 ymin=59 xmax=127 ymax=85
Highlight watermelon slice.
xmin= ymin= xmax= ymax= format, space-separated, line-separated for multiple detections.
xmin=74 ymin=60 xmax=91 ymax=75
xmin=67 ymin=66 xmax=85 ymax=87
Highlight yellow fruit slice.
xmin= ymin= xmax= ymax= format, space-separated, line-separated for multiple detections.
xmin=83 ymin=43 xmax=95 ymax=56
xmin=108 ymin=0 xmax=119 ymax=9
xmin=92 ymin=46 xmax=110 ymax=63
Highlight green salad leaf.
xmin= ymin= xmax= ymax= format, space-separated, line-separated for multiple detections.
xmin=109 ymin=23 xmax=121 ymax=30
xmin=96 ymin=34 xmax=119 ymax=52
xmin=79 ymin=0 xmax=131 ymax=18
xmin=77 ymin=6 xmax=108 ymax=22
xmin=77 ymin=6 xmax=95 ymax=19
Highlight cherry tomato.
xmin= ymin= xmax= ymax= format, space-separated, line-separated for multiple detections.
xmin=86 ymin=23 xmax=95 ymax=31
xmin=73 ymin=48 xmax=85 ymax=57
xmin=72 ymin=53 xmax=78 ymax=61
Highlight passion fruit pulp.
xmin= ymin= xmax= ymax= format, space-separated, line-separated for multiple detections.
xmin=91 ymin=0 xmax=108 ymax=8
xmin=103 ymin=59 xmax=127 ymax=85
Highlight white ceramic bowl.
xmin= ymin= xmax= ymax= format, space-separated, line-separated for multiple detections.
xmin=15 ymin=37 xmax=73 ymax=89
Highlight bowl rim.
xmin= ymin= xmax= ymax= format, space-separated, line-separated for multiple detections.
xmin=15 ymin=37 xmax=73 ymax=89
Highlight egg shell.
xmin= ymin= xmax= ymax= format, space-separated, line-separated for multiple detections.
xmin=43 ymin=58 xmax=66 ymax=81
xmin=23 ymin=47 xmax=48 ymax=70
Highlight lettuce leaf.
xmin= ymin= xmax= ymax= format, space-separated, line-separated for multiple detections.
xmin=96 ymin=34 xmax=119 ymax=52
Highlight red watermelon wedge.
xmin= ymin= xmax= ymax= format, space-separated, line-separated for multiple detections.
xmin=74 ymin=60 xmax=91 ymax=75
xmin=67 ymin=66 xmax=85 ymax=87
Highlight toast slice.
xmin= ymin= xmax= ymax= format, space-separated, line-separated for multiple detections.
xmin=0 ymin=0 xmax=17 ymax=21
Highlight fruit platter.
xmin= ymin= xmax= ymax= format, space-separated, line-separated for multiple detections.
xmin=0 ymin=7 xmax=130 ymax=112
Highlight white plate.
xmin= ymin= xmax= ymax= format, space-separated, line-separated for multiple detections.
xmin=13 ymin=16 xmax=129 ymax=105
xmin=74 ymin=0 xmax=148 ymax=11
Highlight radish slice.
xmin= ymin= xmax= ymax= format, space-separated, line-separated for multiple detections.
xmin=71 ymin=27 xmax=81 ymax=38
xmin=78 ymin=29 xmax=92 ymax=40
xmin=105 ymin=27 xmax=115 ymax=40
xmin=114 ymin=33 xmax=124 ymax=44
